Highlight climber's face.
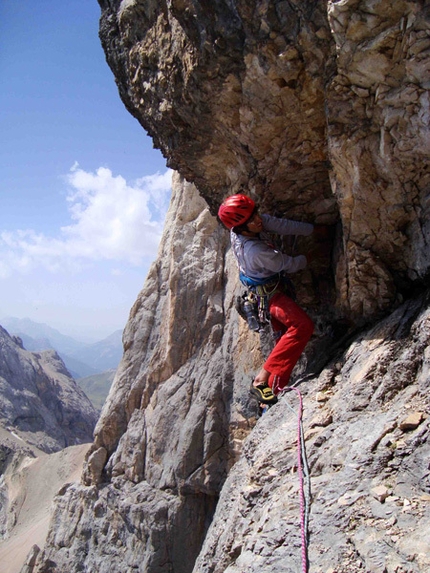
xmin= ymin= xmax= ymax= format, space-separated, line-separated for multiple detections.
xmin=246 ymin=210 xmax=263 ymax=234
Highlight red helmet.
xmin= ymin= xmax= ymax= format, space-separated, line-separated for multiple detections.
xmin=218 ymin=194 xmax=256 ymax=229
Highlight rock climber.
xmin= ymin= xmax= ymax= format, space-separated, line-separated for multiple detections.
xmin=218 ymin=193 xmax=322 ymax=406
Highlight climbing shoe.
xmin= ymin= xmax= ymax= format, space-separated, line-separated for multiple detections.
xmin=250 ymin=382 xmax=278 ymax=405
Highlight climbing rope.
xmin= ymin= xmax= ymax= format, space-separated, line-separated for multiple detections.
xmin=282 ymin=386 xmax=311 ymax=573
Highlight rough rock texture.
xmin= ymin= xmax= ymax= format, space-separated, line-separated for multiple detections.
xmin=326 ymin=0 xmax=430 ymax=318
xmin=194 ymin=293 xmax=430 ymax=573
xmin=98 ymin=0 xmax=429 ymax=321
xmin=21 ymin=2 xmax=430 ymax=573
xmin=0 ymin=326 xmax=97 ymax=453
xmin=27 ymin=180 xmax=429 ymax=573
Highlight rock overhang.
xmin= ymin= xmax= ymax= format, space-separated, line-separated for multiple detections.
xmin=98 ymin=0 xmax=430 ymax=321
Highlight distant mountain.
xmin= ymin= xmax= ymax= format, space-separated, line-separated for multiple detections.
xmin=0 ymin=325 xmax=98 ymax=562
xmin=0 ymin=325 xmax=98 ymax=453
xmin=17 ymin=333 xmax=55 ymax=352
xmin=70 ymin=330 xmax=123 ymax=372
xmin=0 ymin=317 xmax=123 ymax=377
xmin=1 ymin=317 xmax=87 ymax=356
xmin=58 ymin=353 xmax=98 ymax=379
xmin=77 ymin=369 xmax=116 ymax=412
xmin=8 ymin=330 xmax=98 ymax=379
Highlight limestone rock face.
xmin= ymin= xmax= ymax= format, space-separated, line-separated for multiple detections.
xmin=194 ymin=294 xmax=430 ymax=573
xmin=88 ymin=172 xmax=253 ymax=480
xmin=0 ymin=325 xmax=97 ymax=453
xmin=27 ymin=181 xmax=430 ymax=573
xmin=326 ymin=0 xmax=430 ymax=318
xmin=98 ymin=0 xmax=429 ymax=320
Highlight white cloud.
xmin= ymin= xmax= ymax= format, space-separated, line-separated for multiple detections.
xmin=0 ymin=165 xmax=172 ymax=276
xmin=135 ymin=170 xmax=173 ymax=220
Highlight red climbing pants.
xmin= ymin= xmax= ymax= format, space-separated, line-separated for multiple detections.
xmin=265 ymin=292 xmax=314 ymax=395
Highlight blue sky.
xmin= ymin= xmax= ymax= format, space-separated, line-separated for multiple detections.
xmin=0 ymin=1 xmax=171 ymax=341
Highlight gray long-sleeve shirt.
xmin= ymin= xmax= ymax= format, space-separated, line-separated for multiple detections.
xmin=231 ymin=214 xmax=313 ymax=280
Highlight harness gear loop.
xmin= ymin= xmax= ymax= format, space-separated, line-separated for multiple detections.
xmin=239 ymin=272 xmax=296 ymax=329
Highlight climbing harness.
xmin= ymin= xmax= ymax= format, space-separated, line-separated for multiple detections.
xmin=238 ymin=272 xmax=296 ymax=332
xmin=253 ymin=278 xmax=281 ymax=324
xmin=280 ymin=385 xmax=311 ymax=573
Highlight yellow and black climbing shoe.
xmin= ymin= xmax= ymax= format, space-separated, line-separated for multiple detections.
xmin=250 ymin=382 xmax=278 ymax=405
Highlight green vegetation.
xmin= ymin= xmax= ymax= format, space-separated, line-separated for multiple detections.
xmin=77 ymin=369 xmax=116 ymax=412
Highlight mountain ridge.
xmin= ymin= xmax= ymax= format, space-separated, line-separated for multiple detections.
xmin=0 ymin=324 xmax=98 ymax=453
xmin=1 ymin=317 xmax=123 ymax=378
xmin=0 ymin=324 xmax=99 ymax=572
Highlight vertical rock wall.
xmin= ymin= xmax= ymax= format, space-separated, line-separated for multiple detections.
xmin=326 ymin=0 xmax=430 ymax=316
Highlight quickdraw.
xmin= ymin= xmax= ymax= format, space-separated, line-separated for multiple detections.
xmin=253 ymin=278 xmax=281 ymax=323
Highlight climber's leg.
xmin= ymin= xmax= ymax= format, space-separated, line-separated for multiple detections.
xmin=264 ymin=293 xmax=314 ymax=394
